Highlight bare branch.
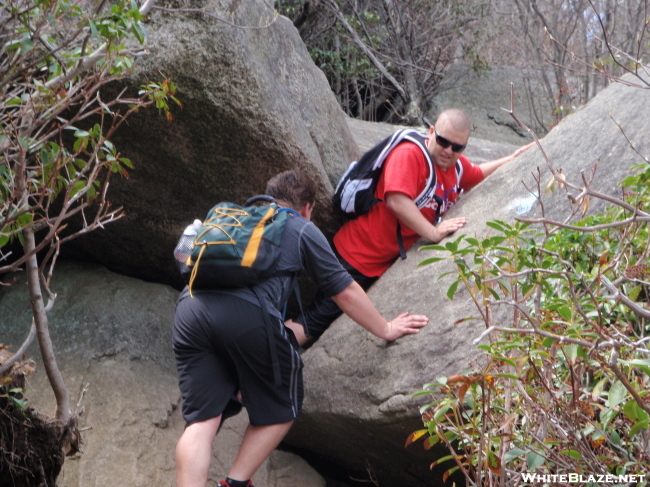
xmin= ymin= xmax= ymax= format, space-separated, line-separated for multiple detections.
xmin=322 ymin=0 xmax=407 ymax=101
xmin=0 ymin=322 xmax=37 ymax=377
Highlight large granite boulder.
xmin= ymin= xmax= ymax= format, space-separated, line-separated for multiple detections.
xmin=0 ymin=262 xmax=325 ymax=487
xmin=429 ymin=63 xmax=558 ymax=145
xmin=65 ymin=0 xmax=359 ymax=287
xmin=284 ymin=76 xmax=650 ymax=486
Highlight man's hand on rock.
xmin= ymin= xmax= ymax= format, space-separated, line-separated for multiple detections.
xmin=431 ymin=216 xmax=467 ymax=243
xmin=386 ymin=312 xmax=429 ymax=341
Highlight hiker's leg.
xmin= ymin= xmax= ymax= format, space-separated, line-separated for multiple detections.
xmin=175 ymin=415 xmax=222 ymax=487
xmin=227 ymin=420 xmax=294 ymax=481
xmin=284 ymin=318 xmax=310 ymax=345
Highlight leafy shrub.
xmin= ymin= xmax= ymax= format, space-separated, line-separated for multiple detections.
xmin=410 ymin=164 xmax=650 ymax=486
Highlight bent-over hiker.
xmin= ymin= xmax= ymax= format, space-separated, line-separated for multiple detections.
xmin=286 ymin=108 xmax=534 ymax=345
xmin=172 ymin=170 xmax=429 ymax=487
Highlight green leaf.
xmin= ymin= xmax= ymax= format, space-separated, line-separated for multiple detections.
xmin=620 ymin=358 xmax=650 ymax=367
xmin=493 ymin=373 xmax=520 ymax=380
xmin=624 ymin=399 xmax=640 ymax=421
xmin=629 ymin=419 xmax=649 ymax=437
xmin=558 ymin=305 xmax=572 ymax=321
xmin=541 ymin=337 xmax=557 ymax=347
xmin=70 ymin=180 xmax=86 ymax=198
xmin=16 ymin=213 xmax=33 ymax=226
xmin=445 ymin=240 xmax=458 ymax=252
xmin=504 ymin=448 xmax=526 ymax=464
xmin=20 ymin=37 xmax=34 ymax=55
xmin=132 ymin=22 xmax=145 ymax=44
xmin=119 ymin=157 xmax=134 ymax=169
xmin=418 ymin=257 xmax=445 ymax=266
xmin=433 ymin=404 xmax=451 ymax=422
xmin=601 ymin=407 xmax=619 ymax=429
xmin=486 ymin=287 xmax=500 ymax=300
xmin=564 ymin=344 xmax=579 ymax=362
xmin=628 ymin=285 xmax=642 ymax=302
xmin=486 ymin=221 xmax=505 ymax=232
xmin=606 ymin=380 xmax=627 ymax=408
xmin=624 ymin=399 xmax=649 ymax=423
xmin=591 ymin=377 xmax=608 ymax=401
xmin=526 ymin=451 xmax=545 ymax=470
xmin=560 ymin=449 xmax=582 ymax=459
xmin=447 ymin=280 xmax=460 ymax=300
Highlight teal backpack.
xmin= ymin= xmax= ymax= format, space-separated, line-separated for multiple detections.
xmin=175 ymin=196 xmax=298 ymax=295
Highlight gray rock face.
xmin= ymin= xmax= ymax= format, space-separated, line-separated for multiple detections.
xmin=429 ymin=64 xmax=557 ymax=145
xmin=284 ymin=76 xmax=650 ymax=486
xmin=65 ymin=0 xmax=359 ymax=286
xmin=0 ymin=262 xmax=325 ymax=487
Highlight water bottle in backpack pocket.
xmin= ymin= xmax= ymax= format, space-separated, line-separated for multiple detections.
xmin=174 ymin=219 xmax=202 ymax=276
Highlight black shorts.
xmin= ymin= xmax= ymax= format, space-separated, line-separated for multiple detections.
xmin=172 ymin=291 xmax=303 ymax=427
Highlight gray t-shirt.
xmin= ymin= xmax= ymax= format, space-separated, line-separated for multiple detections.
xmin=187 ymin=212 xmax=353 ymax=320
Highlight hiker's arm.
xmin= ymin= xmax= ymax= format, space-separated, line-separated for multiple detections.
xmin=479 ymin=141 xmax=535 ymax=178
xmin=385 ymin=191 xmax=466 ymax=244
xmin=332 ymin=281 xmax=428 ymax=341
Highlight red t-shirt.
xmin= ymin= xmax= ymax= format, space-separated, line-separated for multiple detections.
xmin=334 ymin=140 xmax=484 ymax=277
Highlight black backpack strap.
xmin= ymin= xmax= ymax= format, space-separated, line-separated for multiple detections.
xmin=291 ymin=275 xmax=307 ymax=332
xmin=251 ymin=286 xmax=283 ymax=387
xmin=251 ymin=270 xmax=304 ymax=387
xmin=396 ymin=221 xmax=407 ymax=260
xmin=245 ymin=195 xmax=277 ymax=206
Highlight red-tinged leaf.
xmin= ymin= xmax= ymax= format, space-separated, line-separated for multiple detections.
xmin=431 ymin=454 xmax=462 ymax=469
xmin=447 ymin=374 xmax=471 ymax=385
xmin=581 ymin=196 xmax=590 ymax=217
xmin=599 ymin=249 xmax=610 ymax=267
xmin=451 ymin=317 xmax=477 ymax=326
xmin=591 ymin=436 xmax=606 ymax=448
xmin=422 ymin=409 xmax=435 ymax=422
xmin=424 ymin=435 xmax=440 ymax=450
xmin=443 ymin=470 xmax=450 ymax=483
xmin=405 ymin=429 xmax=428 ymax=448
xmin=486 ymin=450 xmax=501 ymax=475
xmin=498 ymin=413 xmax=519 ymax=432
xmin=458 ymin=383 xmax=469 ymax=403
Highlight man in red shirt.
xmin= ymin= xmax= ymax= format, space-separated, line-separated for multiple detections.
xmin=287 ymin=108 xmax=533 ymax=344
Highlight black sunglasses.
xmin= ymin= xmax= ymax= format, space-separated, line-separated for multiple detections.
xmin=434 ymin=129 xmax=466 ymax=153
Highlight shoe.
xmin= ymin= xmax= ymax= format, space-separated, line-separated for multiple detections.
xmin=218 ymin=481 xmax=254 ymax=487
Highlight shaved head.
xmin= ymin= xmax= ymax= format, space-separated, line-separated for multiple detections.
xmin=436 ymin=109 xmax=472 ymax=133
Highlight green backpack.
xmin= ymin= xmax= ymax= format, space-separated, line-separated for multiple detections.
xmin=175 ymin=196 xmax=298 ymax=295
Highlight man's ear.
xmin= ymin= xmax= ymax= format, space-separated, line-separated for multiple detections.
xmin=299 ymin=202 xmax=314 ymax=220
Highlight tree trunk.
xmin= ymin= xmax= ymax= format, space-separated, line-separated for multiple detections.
xmin=23 ymin=227 xmax=71 ymax=423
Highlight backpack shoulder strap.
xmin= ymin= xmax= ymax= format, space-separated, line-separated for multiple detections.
xmin=401 ymin=132 xmax=437 ymax=210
